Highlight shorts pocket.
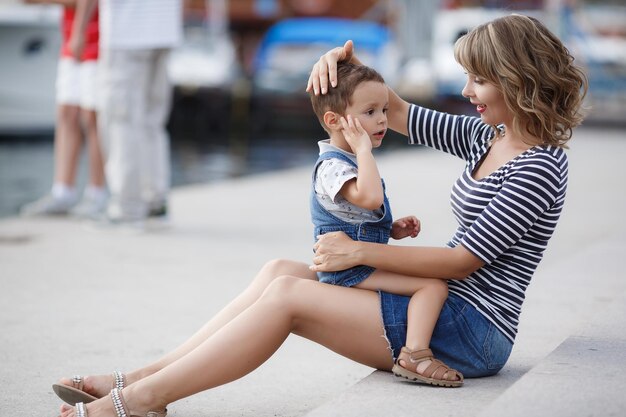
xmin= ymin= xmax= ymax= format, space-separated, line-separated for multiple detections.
xmin=483 ymin=323 xmax=513 ymax=371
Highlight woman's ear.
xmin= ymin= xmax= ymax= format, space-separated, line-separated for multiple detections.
xmin=323 ymin=111 xmax=342 ymax=131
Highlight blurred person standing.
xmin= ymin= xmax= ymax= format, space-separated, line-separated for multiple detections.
xmin=71 ymin=0 xmax=183 ymax=228
xmin=21 ymin=0 xmax=107 ymax=218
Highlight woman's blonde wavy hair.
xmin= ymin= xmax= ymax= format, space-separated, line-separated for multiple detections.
xmin=454 ymin=14 xmax=588 ymax=147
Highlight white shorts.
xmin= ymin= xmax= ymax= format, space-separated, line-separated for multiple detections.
xmin=56 ymin=58 xmax=99 ymax=110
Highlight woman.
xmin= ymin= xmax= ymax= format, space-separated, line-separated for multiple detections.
xmin=57 ymin=14 xmax=586 ymax=417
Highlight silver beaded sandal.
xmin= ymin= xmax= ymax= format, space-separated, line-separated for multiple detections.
xmin=53 ymin=371 xmax=126 ymax=405
xmin=109 ymin=387 xmax=167 ymax=417
xmin=74 ymin=402 xmax=88 ymax=417
xmin=71 ymin=388 xmax=167 ymax=417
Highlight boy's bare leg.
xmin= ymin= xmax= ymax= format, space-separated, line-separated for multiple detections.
xmin=60 ymin=278 xmax=391 ymax=416
xmin=355 ymin=270 xmax=449 ymax=373
xmin=56 ymin=259 xmax=317 ymax=397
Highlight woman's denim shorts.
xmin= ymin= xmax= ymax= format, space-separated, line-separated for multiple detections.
xmin=380 ymin=292 xmax=513 ymax=378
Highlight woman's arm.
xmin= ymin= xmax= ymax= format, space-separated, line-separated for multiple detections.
xmin=306 ymin=40 xmax=411 ymax=136
xmin=312 ymin=153 xmax=563 ymax=279
xmin=311 ymin=231 xmax=484 ymax=280
xmin=386 ymin=86 xmax=411 ymax=136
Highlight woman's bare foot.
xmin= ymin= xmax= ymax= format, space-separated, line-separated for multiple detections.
xmin=56 ymin=373 xmax=123 ymax=400
xmin=59 ymin=394 xmax=116 ymax=417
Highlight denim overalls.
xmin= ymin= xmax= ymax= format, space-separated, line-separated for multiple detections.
xmin=311 ymin=150 xmax=393 ymax=287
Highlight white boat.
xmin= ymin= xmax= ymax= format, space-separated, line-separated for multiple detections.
xmin=0 ymin=0 xmax=239 ymax=136
xmin=0 ymin=1 xmax=60 ymax=135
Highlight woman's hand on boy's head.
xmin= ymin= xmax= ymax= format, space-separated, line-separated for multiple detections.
xmin=306 ymin=40 xmax=355 ymax=95
xmin=341 ymin=115 xmax=371 ymax=154
xmin=391 ymin=216 xmax=421 ymax=240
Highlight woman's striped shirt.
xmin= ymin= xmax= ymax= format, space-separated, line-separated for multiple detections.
xmin=407 ymin=105 xmax=568 ymax=343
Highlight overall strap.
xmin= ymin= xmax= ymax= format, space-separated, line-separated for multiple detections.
xmin=312 ymin=150 xmax=358 ymax=181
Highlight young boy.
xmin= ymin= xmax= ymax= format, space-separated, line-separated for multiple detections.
xmin=308 ymin=62 xmax=463 ymax=387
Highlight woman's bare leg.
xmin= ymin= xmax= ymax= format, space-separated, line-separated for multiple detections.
xmin=57 ymin=260 xmax=317 ymax=396
xmin=60 ymin=277 xmax=391 ymax=416
xmin=140 ymin=260 xmax=317 ymax=375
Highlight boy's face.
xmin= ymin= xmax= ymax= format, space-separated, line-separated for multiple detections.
xmin=344 ymin=81 xmax=389 ymax=148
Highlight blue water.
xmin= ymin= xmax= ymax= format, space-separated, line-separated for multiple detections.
xmin=0 ymin=133 xmax=311 ymax=218
xmin=0 ymin=130 xmax=406 ymax=219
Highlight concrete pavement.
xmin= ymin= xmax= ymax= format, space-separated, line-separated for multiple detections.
xmin=0 ymin=125 xmax=624 ymax=416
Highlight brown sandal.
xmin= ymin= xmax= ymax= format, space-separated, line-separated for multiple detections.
xmin=391 ymin=347 xmax=464 ymax=388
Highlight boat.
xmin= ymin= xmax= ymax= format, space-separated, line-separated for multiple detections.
xmin=0 ymin=1 xmax=60 ymax=135
xmin=250 ymin=16 xmax=401 ymax=132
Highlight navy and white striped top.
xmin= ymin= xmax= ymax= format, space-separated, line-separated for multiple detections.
xmin=407 ymin=105 xmax=568 ymax=343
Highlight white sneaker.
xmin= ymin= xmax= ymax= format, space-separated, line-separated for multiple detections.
xmin=20 ymin=194 xmax=78 ymax=217
xmin=70 ymin=194 xmax=108 ymax=220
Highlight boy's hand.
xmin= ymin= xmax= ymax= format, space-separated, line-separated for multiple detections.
xmin=391 ymin=216 xmax=421 ymax=239
xmin=341 ymin=115 xmax=371 ymax=155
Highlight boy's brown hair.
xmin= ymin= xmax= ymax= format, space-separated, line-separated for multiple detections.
xmin=309 ymin=62 xmax=385 ymax=132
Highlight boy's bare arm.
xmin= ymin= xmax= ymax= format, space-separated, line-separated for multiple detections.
xmin=338 ymin=116 xmax=384 ymax=210
xmin=340 ymin=152 xmax=384 ymax=210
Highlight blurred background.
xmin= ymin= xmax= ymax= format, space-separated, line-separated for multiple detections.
xmin=1 ymin=0 xmax=625 ymax=218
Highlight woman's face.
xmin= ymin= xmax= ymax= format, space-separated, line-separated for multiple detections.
xmin=461 ymin=73 xmax=511 ymax=126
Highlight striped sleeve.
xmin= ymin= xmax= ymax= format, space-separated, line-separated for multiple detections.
xmin=407 ymin=104 xmax=490 ymax=161
xmin=460 ymin=153 xmax=563 ymax=263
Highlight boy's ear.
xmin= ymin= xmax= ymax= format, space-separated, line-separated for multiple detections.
xmin=323 ymin=111 xmax=342 ymax=131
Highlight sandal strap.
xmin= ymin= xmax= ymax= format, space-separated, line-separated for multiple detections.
xmin=425 ymin=359 xmax=448 ymax=379
xmin=72 ymin=375 xmax=84 ymax=391
xmin=402 ymin=347 xmax=434 ymax=364
xmin=423 ymin=358 xmax=463 ymax=382
xmin=110 ymin=387 xmax=167 ymax=417
xmin=113 ymin=371 xmax=126 ymax=390
xmin=71 ymin=371 xmax=125 ymax=392
xmin=76 ymin=402 xmax=88 ymax=417
xmin=111 ymin=388 xmax=130 ymax=417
